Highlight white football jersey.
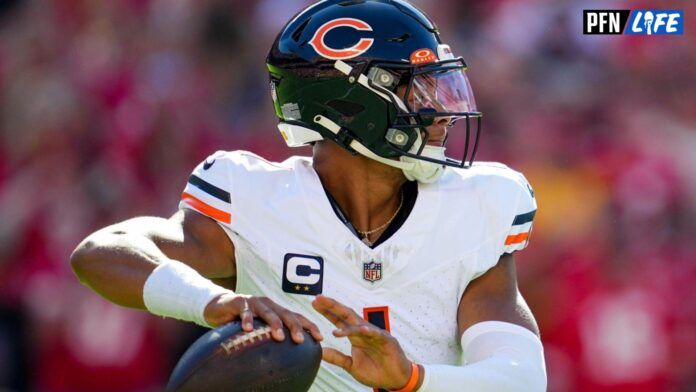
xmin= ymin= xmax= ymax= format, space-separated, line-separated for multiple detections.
xmin=179 ymin=150 xmax=537 ymax=391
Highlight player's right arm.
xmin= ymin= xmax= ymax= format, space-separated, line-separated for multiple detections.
xmin=70 ymin=208 xmax=321 ymax=343
xmin=70 ymin=209 xmax=232 ymax=313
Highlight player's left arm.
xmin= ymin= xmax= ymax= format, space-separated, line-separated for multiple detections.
xmin=412 ymin=169 xmax=546 ymax=391
xmin=417 ymin=252 xmax=546 ymax=392
xmin=457 ymin=254 xmax=538 ymax=335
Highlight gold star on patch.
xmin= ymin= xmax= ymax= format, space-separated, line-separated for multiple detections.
xmin=295 ymin=285 xmax=301 ymax=291
xmin=304 ymin=286 xmax=310 ymax=291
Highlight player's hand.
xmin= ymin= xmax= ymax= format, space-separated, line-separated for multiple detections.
xmin=204 ymin=293 xmax=323 ymax=344
xmin=312 ymin=295 xmax=414 ymax=390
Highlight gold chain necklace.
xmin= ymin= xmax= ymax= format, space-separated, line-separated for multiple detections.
xmin=357 ymin=190 xmax=404 ymax=246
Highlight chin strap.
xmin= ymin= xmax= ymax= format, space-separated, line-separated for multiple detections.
xmin=313 ymin=115 xmax=415 ymax=171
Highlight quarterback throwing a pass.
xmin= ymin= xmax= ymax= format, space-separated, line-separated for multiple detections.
xmin=71 ymin=1 xmax=547 ymax=391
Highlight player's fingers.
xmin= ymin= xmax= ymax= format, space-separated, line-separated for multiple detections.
xmin=251 ymin=300 xmax=285 ymax=341
xmin=334 ymin=325 xmax=386 ymax=346
xmin=312 ymin=299 xmax=347 ymax=329
xmin=296 ymin=313 xmax=324 ymax=341
xmin=206 ymin=293 xmax=242 ymax=327
xmin=321 ymin=347 xmax=353 ymax=371
xmin=333 ymin=324 xmax=371 ymax=338
xmin=240 ymin=299 xmax=254 ymax=332
xmin=277 ymin=310 xmax=305 ymax=344
xmin=262 ymin=300 xmax=309 ymax=344
xmin=317 ymin=295 xmax=365 ymax=325
xmin=313 ymin=306 xmax=347 ymax=330
xmin=312 ymin=295 xmax=365 ymax=328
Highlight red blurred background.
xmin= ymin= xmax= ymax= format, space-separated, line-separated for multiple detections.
xmin=0 ymin=0 xmax=694 ymax=391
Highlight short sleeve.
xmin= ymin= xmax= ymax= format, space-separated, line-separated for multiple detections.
xmin=459 ymin=163 xmax=539 ymax=279
xmin=501 ymin=172 xmax=537 ymax=255
xmin=178 ymin=150 xmax=233 ymax=224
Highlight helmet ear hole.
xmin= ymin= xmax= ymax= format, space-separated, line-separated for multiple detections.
xmin=367 ymin=68 xmax=400 ymax=90
xmin=326 ymin=99 xmax=365 ymax=117
xmin=386 ymin=128 xmax=410 ymax=147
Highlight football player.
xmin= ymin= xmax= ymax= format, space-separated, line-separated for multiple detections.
xmin=71 ymin=1 xmax=546 ymax=391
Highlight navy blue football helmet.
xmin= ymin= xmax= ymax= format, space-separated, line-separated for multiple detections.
xmin=267 ymin=0 xmax=482 ymax=179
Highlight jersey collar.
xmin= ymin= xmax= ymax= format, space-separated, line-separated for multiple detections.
xmin=295 ymin=157 xmax=441 ymax=254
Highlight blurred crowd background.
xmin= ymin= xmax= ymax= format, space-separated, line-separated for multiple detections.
xmin=0 ymin=0 xmax=694 ymax=391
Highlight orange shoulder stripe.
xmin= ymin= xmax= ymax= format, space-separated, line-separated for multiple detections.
xmin=505 ymin=232 xmax=529 ymax=246
xmin=181 ymin=192 xmax=231 ymax=224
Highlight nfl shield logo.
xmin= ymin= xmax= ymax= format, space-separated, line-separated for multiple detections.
xmin=363 ymin=261 xmax=382 ymax=282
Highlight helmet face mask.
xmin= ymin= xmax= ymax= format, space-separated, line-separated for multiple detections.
xmin=363 ymin=57 xmax=482 ymax=168
xmin=267 ymin=0 xmax=483 ymax=174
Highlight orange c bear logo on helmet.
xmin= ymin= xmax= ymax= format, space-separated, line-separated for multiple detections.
xmin=309 ymin=18 xmax=374 ymax=60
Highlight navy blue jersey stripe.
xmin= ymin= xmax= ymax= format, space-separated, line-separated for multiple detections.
xmin=187 ymin=175 xmax=231 ymax=203
xmin=512 ymin=210 xmax=536 ymax=225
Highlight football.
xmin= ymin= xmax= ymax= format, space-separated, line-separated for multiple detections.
xmin=166 ymin=319 xmax=322 ymax=392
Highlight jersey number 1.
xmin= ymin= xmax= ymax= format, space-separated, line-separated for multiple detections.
xmin=363 ymin=306 xmax=391 ymax=392
xmin=363 ymin=306 xmax=391 ymax=332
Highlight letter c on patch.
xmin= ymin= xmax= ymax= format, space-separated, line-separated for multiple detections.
xmin=282 ymin=253 xmax=324 ymax=295
xmin=309 ymin=18 xmax=374 ymax=60
xmin=286 ymin=257 xmax=321 ymax=285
